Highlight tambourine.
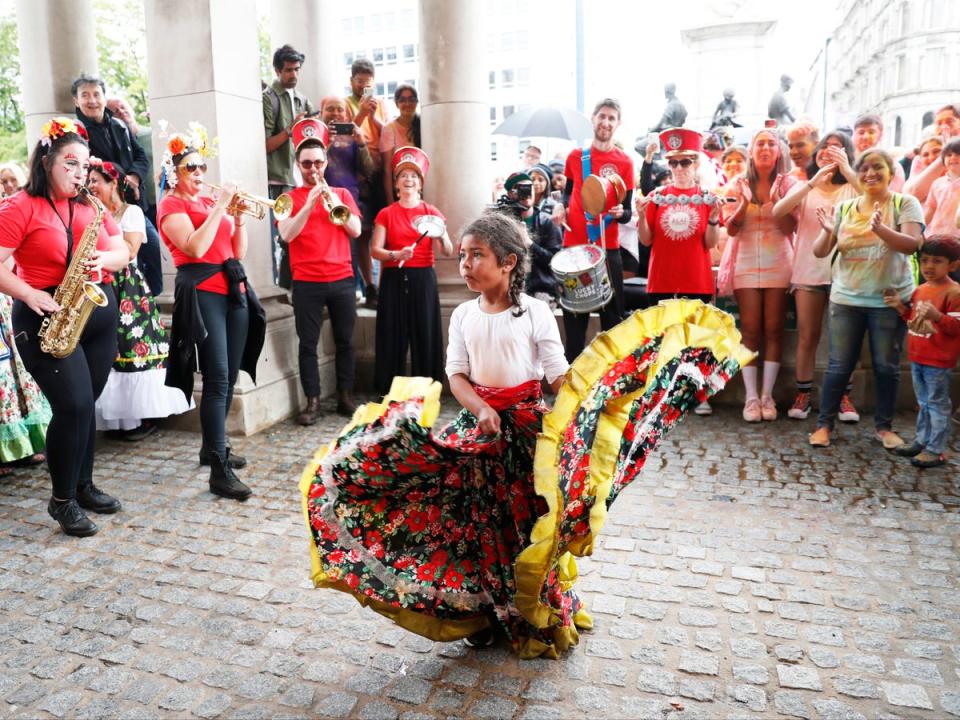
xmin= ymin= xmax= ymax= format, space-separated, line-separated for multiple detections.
xmin=646 ymin=191 xmax=735 ymax=207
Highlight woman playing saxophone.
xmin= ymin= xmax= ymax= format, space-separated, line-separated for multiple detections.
xmin=0 ymin=117 xmax=129 ymax=537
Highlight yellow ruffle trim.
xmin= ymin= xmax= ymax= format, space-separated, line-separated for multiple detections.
xmin=515 ymin=300 xmax=755 ymax=632
xmin=299 ymin=376 xmax=489 ymax=643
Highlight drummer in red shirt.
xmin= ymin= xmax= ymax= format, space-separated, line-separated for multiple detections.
xmin=0 ymin=117 xmax=129 ymax=537
xmin=555 ymin=98 xmax=635 ymax=362
xmin=371 ymin=147 xmax=453 ymax=394
xmin=277 ymin=118 xmax=362 ymax=425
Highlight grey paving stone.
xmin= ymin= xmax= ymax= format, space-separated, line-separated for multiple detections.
xmin=194 ymin=693 xmax=233 ymax=719
xmin=636 ymin=666 xmax=677 ymax=695
xmin=730 ymin=637 xmax=767 ymax=659
xmin=678 ymin=678 xmax=716 ymax=702
xmin=482 ymin=672 xmax=523 ymax=696
xmin=431 ymin=687 xmax=465 ymax=711
xmin=573 ymin=685 xmax=611 ymax=711
xmin=808 ymin=648 xmax=840 ymax=668
xmin=694 ymin=630 xmax=722 ymax=652
xmin=777 ymin=665 xmax=822 ymax=690
xmin=630 ymin=645 xmax=665 ymax=665
xmin=620 ymin=697 xmax=671 ymax=720
xmin=315 ymin=691 xmax=359 ymax=718
xmin=519 ymin=705 xmax=563 ymax=720
xmin=893 ymin=657 xmax=944 ymax=685
xmin=881 ymin=682 xmax=933 ymax=709
xmin=811 ymin=698 xmax=867 ymax=720
xmin=236 ymin=673 xmax=283 ymax=701
xmin=522 ymin=677 xmax=560 ymax=702
xmin=678 ymin=650 xmax=719 ymax=676
xmin=774 ymin=690 xmax=810 ymax=719
xmin=278 ymin=683 xmax=315 ymax=708
xmin=357 ymin=701 xmax=399 ymax=720
xmin=732 ymin=663 xmax=769 ymax=684
xmin=586 ymin=638 xmax=624 ymax=659
xmin=444 ymin=664 xmax=480 ymax=688
xmin=843 ymin=654 xmax=884 ymax=674
xmin=678 ymin=609 xmax=717 ymax=627
xmin=158 ymin=685 xmax=203 ymax=712
xmin=941 ymin=691 xmax=960 ymax=718
xmin=386 ymin=676 xmax=432 ymax=705
xmin=38 ymin=689 xmax=84 ymax=718
xmin=833 ymin=675 xmax=880 ymax=699
xmin=731 ymin=683 xmax=767 ymax=712
xmin=803 ymin=625 xmax=845 ymax=647
xmin=601 ymin=665 xmax=628 ymax=687
xmin=775 ymin=644 xmax=804 ymax=662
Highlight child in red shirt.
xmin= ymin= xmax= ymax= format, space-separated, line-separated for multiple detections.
xmin=884 ymin=236 xmax=960 ymax=467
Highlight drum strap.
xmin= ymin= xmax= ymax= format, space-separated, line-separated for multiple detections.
xmin=581 ymin=147 xmax=611 ymax=246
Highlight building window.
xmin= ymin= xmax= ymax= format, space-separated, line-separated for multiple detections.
xmin=501 ymin=69 xmax=515 ymax=87
xmin=370 ymin=14 xmax=381 ymax=32
xmin=490 ymin=107 xmax=497 ymax=124
xmin=376 ymin=83 xmax=385 ymax=97
xmin=503 ymin=105 xmax=515 ymax=119
xmin=401 ymin=9 xmax=413 ymax=28
xmin=373 ymin=48 xmax=384 ymax=65
xmin=900 ymin=2 xmax=911 ymax=33
xmin=922 ymin=110 xmax=935 ymax=128
xmin=388 ymin=81 xmax=397 ymax=96
xmin=386 ymin=47 xmax=397 ymax=65
xmin=385 ymin=12 xmax=396 ymax=30
xmin=516 ymin=31 xmax=529 ymax=52
xmin=341 ymin=18 xmax=352 ymax=35
xmin=489 ymin=70 xmax=496 ymax=88
xmin=344 ymin=52 xmax=354 ymax=68
xmin=500 ymin=32 xmax=514 ymax=52
xmin=355 ymin=49 xmax=366 ymax=59
xmin=517 ymin=67 xmax=530 ymax=86
xmin=894 ymin=116 xmax=902 ymax=145
xmin=354 ymin=16 xmax=365 ymax=34
xmin=518 ymin=140 xmax=531 ymax=157
xmin=897 ymin=55 xmax=907 ymax=90
xmin=491 ymin=142 xmax=498 ymax=162
xmin=403 ymin=44 xmax=416 ymax=62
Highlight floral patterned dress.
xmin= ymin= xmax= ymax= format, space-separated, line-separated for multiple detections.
xmin=301 ymin=300 xmax=754 ymax=658
xmin=0 ymin=294 xmax=50 ymax=462
xmin=95 ymin=205 xmax=192 ymax=430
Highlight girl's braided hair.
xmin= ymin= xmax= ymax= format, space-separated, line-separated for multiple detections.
xmin=460 ymin=211 xmax=530 ymax=317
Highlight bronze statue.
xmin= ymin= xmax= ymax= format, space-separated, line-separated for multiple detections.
xmin=711 ymin=89 xmax=741 ymax=129
xmin=651 ymin=83 xmax=688 ymax=132
xmin=768 ymin=75 xmax=796 ymax=126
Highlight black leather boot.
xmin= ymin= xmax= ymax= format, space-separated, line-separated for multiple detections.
xmin=48 ymin=498 xmax=99 ymax=537
xmin=76 ymin=482 xmax=122 ymax=514
xmin=208 ymin=450 xmax=252 ymax=501
xmin=336 ymin=390 xmax=357 ymax=417
xmin=199 ymin=442 xmax=247 ymax=469
xmin=298 ymin=396 xmax=322 ymax=425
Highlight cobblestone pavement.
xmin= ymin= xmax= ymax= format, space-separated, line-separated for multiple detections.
xmin=0 ymin=400 xmax=958 ymax=720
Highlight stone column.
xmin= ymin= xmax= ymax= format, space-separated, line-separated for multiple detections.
xmin=144 ymin=0 xmax=302 ymax=435
xmin=418 ymin=0 xmax=488 ymax=297
xmin=15 ymin=0 xmax=99 ymax=143
xmin=270 ymin=0 xmax=342 ymax=104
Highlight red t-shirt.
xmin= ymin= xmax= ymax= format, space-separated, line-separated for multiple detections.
xmin=285 ymin=185 xmax=359 ymax=283
xmin=906 ymin=279 xmax=960 ymax=369
xmin=563 ymin=145 xmax=635 ymax=250
xmin=374 ymin=201 xmax=446 ymax=269
xmin=0 ymin=192 xmax=121 ymax=289
xmin=644 ymin=185 xmax=714 ymax=295
xmin=157 ymin=194 xmax=237 ymax=295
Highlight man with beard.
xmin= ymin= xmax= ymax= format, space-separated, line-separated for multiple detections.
xmin=277 ymin=119 xmax=362 ymax=426
xmin=554 ymin=98 xmax=634 ymax=361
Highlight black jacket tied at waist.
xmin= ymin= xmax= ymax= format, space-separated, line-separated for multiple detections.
xmin=165 ymin=259 xmax=266 ymax=402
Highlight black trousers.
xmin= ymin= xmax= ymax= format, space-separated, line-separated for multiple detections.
xmin=375 ymin=266 xmax=443 ymax=395
xmin=292 ymin=277 xmax=356 ymax=397
xmin=561 ymin=248 xmax=624 ymax=363
xmin=13 ymin=286 xmax=117 ymax=499
xmin=196 ymin=290 xmax=249 ymax=458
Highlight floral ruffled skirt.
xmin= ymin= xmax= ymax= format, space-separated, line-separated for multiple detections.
xmin=0 ymin=295 xmax=50 ymax=462
xmin=301 ymin=300 xmax=754 ymax=658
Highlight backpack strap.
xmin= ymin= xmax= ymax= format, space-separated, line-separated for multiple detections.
xmin=580 ymin=146 xmax=610 ymax=245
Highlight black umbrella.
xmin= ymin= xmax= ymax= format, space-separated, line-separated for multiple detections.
xmin=492 ymin=106 xmax=593 ymax=141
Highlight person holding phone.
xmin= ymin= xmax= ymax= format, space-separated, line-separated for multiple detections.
xmin=320 ymin=96 xmax=375 ymax=216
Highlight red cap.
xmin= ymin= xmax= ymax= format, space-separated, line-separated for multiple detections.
xmin=392 ymin=146 xmax=430 ymax=180
xmin=659 ymin=127 xmax=702 ymax=157
xmin=291 ymin=118 xmax=329 ymax=152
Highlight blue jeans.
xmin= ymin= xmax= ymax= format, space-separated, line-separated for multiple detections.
xmin=911 ymin=363 xmax=953 ymax=454
xmin=817 ymin=302 xmax=905 ymax=431
xmin=197 ymin=290 xmax=249 ymax=457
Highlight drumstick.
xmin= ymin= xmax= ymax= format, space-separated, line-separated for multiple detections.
xmin=398 ymin=231 xmax=430 ymax=269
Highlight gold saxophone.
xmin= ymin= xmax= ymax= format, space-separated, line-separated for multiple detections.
xmin=38 ymin=187 xmax=110 ymax=358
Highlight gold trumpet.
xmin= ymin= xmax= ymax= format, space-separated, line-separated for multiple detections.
xmin=319 ymin=181 xmax=352 ymax=226
xmin=206 ymin=183 xmax=292 ymax=221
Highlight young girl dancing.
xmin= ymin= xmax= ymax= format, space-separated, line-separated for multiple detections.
xmin=301 ymin=214 xmax=754 ymax=659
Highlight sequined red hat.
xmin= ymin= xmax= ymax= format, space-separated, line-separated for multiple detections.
xmin=291 ymin=118 xmax=329 ymax=152
xmin=392 ymin=146 xmax=430 ymax=180
xmin=659 ymin=127 xmax=702 ymax=158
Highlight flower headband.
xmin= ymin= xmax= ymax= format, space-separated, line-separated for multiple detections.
xmin=157 ymin=120 xmax=219 ymax=192
xmin=39 ymin=117 xmax=88 ymax=148
xmin=88 ymin=156 xmax=122 ymax=183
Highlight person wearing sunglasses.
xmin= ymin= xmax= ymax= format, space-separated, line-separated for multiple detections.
xmin=380 ymin=84 xmax=421 ymax=202
xmin=0 ymin=118 xmax=129 ymax=536
xmin=157 ymin=124 xmax=266 ymax=502
xmin=637 ymin=128 xmax=721 ymax=415
xmin=278 ymin=119 xmax=362 ymax=425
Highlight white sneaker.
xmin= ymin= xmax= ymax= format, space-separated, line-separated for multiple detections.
xmin=694 ymin=401 xmax=712 ymax=416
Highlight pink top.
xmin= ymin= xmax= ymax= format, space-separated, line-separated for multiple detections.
xmin=789 ymin=182 xmax=859 ymax=286
xmin=733 ymin=174 xmax=797 ymax=289
xmin=924 ymin=173 xmax=960 ymax=237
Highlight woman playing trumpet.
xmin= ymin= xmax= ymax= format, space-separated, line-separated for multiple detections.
xmin=157 ymin=123 xmax=265 ymax=501
xmin=0 ymin=117 xmax=128 ymax=536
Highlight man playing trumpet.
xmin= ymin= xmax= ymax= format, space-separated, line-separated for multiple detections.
xmin=278 ymin=118 xmax=362 ymax=425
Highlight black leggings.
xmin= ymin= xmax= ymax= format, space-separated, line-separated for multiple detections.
xmin=197 ymin=290 xmax=248 ymax=457
xmin=13 ymin=286 xmax=117 ymax=499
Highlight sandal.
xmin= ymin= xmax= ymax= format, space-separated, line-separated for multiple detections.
xmin=911 ymin=452 xmax=946 ymax=469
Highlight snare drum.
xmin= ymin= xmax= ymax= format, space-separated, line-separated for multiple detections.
xmin=550 ymin=245 xmax=612 ymax=313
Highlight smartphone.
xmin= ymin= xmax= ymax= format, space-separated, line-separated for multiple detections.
xmin=362 ymin=87 xmax=374 ymax=99
xmin=332 ymin=123 xmax=355 ymax=136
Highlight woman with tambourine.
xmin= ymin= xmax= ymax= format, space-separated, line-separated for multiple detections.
xmin=0 ymin=117 xmax=128 ymax=537
xmin=370 ymin=147 xmax=453 ymax=394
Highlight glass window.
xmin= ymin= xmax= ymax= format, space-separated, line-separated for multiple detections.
xmin=519 ymin=140 xmax=530 ymax=156
xmin=500 ymin=32 xmax=514 ymax=52
xmin=401 ymin=9 xmax=413 ymax=28
xmin=489 ymin=70 xmax=496 ymax=88
xmin=344 ymin=52 xmax=354 ymax=68
xmin=517 ymin=67 xmax=530 ymax=85
xmin=386 ymin=47 xmax=397 ymax=65
xmin=376 ymin=82 xmax=385 ymax=96
xmin=897 ymin=55 xmax=907 ymax=90
xmin=516 ymin=31 xmax=529 ymax=52
xmin=341 ymin=18 xmax=352 ymax=34
xmin=403 ymin=44 xmax=416 ymax=61
xmin=388 ymin=81 xmax=397 ymax=95
xmin=355 ymin=49 xmax=366 ymax=59
xmin=503 ymin=105 xmax=515 ymax=118
xmin=490 ymin=142 xmax=498 ymax=162
xmin=354 ymin=16 xmax=364 ymax=34
xmin=490 ymin=107 xmax=497 ymax=123
xmin=501 ymin=69 xmax=514 ymax=86
xmin=386 ymin=12 xmax=397 ymax=29
xmin=373 ymin=48 xmax=384 ymax=64
xmin=370 ymin=14 xmax=381 ymax=32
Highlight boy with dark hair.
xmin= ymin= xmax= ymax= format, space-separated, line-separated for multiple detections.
xmin=884 ymin=236 xmax=960 ymax=468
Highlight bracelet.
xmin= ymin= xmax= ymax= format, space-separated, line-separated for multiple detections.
xmin=389 ymin=250 xmax=396 ymax=261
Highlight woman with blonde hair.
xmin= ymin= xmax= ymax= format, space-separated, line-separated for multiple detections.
xmin=0 ymin=162 xmax=27 ymax=197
